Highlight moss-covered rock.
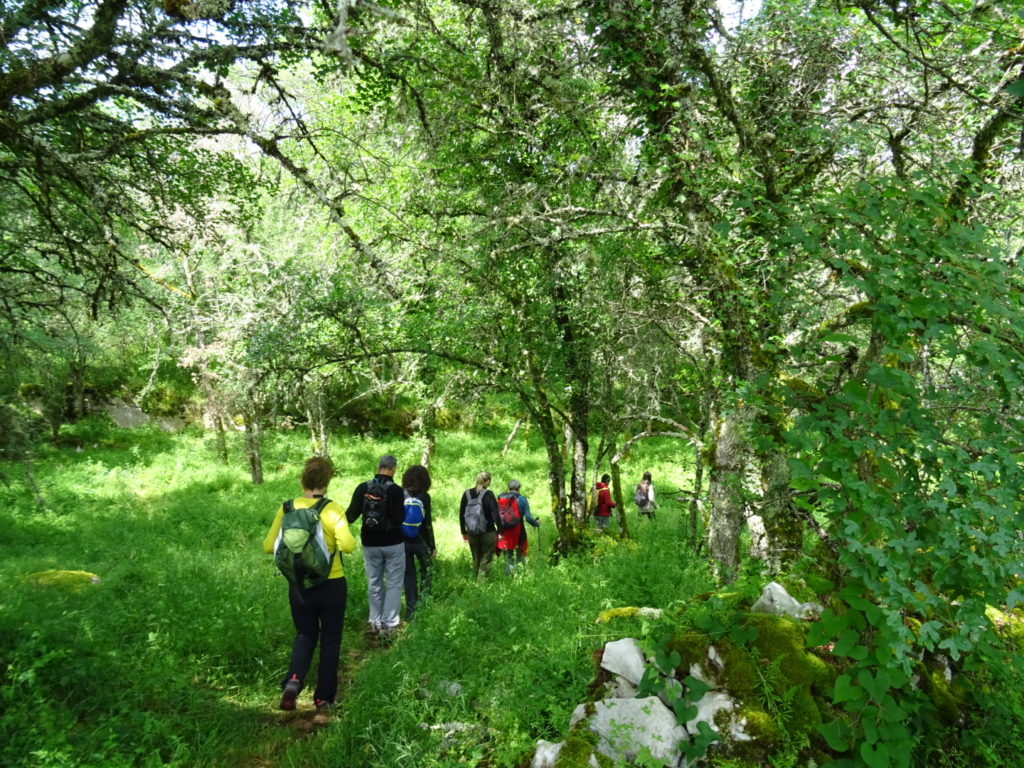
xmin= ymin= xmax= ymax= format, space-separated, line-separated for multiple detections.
xmin=746 ymin=614 xmax=832 ymax=695
xmin=26 ymin=570 xmax=101 ymax=591
xmin=552 ymin=730 xmax=612 ymax=768
xmin=594 ymin=606 xmax=664 ymax=624
xmin=712 ymin=705 xmax=780 ymax=763
xmin=668 ymin=612 xmax=830 ymax=764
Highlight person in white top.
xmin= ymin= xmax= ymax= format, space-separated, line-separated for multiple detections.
xmin=635 ymin=470 xmax=657 ymax=519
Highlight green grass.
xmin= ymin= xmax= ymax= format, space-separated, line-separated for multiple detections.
xmin=0 ymin=424 xmax=712 ymax=768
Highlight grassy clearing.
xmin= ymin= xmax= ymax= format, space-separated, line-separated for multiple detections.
xmin=0 ymin=425 xmax=711 ymax=767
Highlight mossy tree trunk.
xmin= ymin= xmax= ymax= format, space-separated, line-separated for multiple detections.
xmin=758 ymin=447 xmax=802 ymax=575
xmin=522 ymin=364 xmax=575 ymax=553
xmin=610 ymin=459 xmax=629 ymax=539
xmin=707 ymin=404 xmax=754 ymax=582
xmin=690 ymin=439 xmax=704 ymax=547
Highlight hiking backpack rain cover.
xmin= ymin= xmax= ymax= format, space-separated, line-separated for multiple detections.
xmin=496 ymin=493 xmax=522 ymax=530
xmin=274 ymin=497 xmax=333 ymax=589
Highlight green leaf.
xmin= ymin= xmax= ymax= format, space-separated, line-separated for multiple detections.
xmin=834 ymin=629 xmax=863 ymax=657
xmin=683 ymin=675 xmax=713 ymax=701
xmin=673 ymin=699 xmax=698 ymax=724
xmin=834 ymin=674 xmax=864 ymax=704
xmin=816 ymin=719 xmax=851 ymax=752
xmin=857 ymin=668 xmax=891 ymax=701
xmin=860 ymin=740 xmax=891 ymax=768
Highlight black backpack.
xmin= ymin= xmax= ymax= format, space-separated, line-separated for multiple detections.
xmin=362 ymin=477 xmax=394 ymax=531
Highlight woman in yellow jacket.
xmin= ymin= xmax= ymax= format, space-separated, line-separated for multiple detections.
xmin=263 ymin=457 xmax=356 ymax=711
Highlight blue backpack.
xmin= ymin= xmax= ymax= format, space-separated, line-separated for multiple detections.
xmin=402 ymin=491 xmax=425 ymax=539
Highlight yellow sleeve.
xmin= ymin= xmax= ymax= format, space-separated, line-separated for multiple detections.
xmin=330 ymin=506 xmax=357 ymax=555
xmin=262 ymin=507 xmax=284 ymax=554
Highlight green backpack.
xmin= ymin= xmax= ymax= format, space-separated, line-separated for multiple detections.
xmin=274 ymin=497 xmax=334 ymax=589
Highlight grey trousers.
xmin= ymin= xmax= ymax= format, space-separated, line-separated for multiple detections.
xmin=363 ymin=542 xmax=406 ymax=630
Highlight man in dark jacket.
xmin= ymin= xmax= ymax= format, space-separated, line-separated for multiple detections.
xmin=347 ymin=454 xmax=406 ymax=638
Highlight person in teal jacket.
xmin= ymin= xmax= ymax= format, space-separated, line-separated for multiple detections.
xmin=496 ymin=479 xmax=540 ymax=573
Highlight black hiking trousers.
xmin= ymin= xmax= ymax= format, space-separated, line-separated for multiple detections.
xmin=285 ymin=576 xmax=347 ymax=704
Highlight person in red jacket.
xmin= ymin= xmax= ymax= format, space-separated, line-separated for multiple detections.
xmin=594 ymin=473 xmax=616 ymax=531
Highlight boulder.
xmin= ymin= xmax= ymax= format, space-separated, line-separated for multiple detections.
xmin=571 ymin=696 xmax=688 ymax=766
xmin=600 ymin=637 xmax=647 ymax=686
xmin=751 ymin=581 xmax=822 ymax=620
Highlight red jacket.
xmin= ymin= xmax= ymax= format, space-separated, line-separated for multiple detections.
xmin=595 ymin=482 xmax=615 ymax=517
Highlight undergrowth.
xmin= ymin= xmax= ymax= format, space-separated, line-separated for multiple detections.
xmin=0 ymin=424 xmax=709 ymax=767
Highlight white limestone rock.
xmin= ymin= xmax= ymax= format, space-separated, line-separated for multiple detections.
xmin=604 ymin=675 xmax=638 ymax=699
xmin=601 ymin=637 xmax=648 ymax=686
xmin=571 ymin=696 xmax=688 ymax=766
xmin=531 ymin=740 xmax=563 ymax=768
xmin=689 ymin=690 xmax=736 ymax=736
xmin=751 ymin=581 xmax=823 ymax=620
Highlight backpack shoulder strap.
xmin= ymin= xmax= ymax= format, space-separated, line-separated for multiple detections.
xmin=283 ymin=499 xmax=294 ymax=514
xmin=311 ymin=497 xmax=330 ymax=515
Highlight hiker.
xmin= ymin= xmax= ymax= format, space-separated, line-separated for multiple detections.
xmin=346 ymin=454 xmax=406 ymax=640
xmin=262 ymin=456 xmax=356 ymax=711
xmin=459 ymin=471 xmax=499 ymax=579
xmin=594 ymin=473 xmax=616 ymax=530
xmin=401 ymin=464 xmax=435 ymax=620
xmin=496 ymin=479 xmax=540 ymax=574
xmin=635 ymin=470 xmax=657 ymax=519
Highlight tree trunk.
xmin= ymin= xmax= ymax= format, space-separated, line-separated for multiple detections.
xmin=501 ymin=417 xmax=523 ymax=457
xmin=707 ymin=404 xmax=753 ymax=582
xmin=523 ymin=362 xmax=574 ymax=553
xmin=69 ymin=352 xmax=87 ymax=420
xmin=569 ymin=425 xmax=589 ymax=527
xmin=419 ymin=399 xmax=439 ymax=467
xmin=242 ymin=405 xmax=264 ymax=485
xmin=610 ymin=459 xmax=630 ymax=538
xmin=758 ymin=448 xmax=802 ymax=575
xmin=690 ymin=440 xmax=704 ymax=546
xmin=214 ymin=415 xmax=229 ymax=465
xmin=563 ymin=421 xmax=572 ymax=471
xmin=537 ymin=412 xmax=571 ymax=553
xmin=305 ymin=387 xmax=328 ymax=457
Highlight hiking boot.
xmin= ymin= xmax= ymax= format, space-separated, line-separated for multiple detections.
xmin=314 ymin=698 xmax=336 ymax=711
xmin=279 ymin=675 xmax=300 ymax=711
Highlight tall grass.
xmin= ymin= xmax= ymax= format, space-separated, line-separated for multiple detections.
xmin=0 ymin=424 xmax=712 ymax=767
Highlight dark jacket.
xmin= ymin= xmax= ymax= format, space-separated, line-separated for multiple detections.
xmin=458 ymin=487 xmax=498 ymax=536
xmin=346 ymin=473 xmax=406 ymax=547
